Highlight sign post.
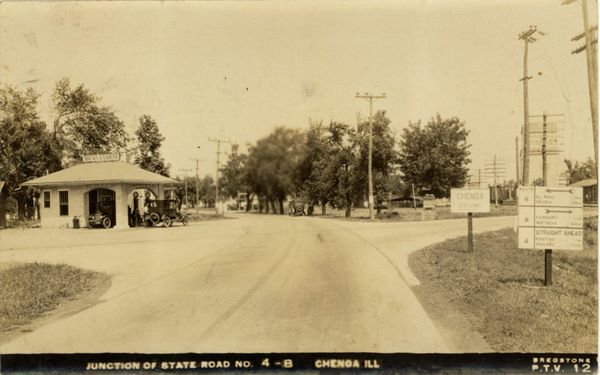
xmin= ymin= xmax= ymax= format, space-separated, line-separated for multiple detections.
xmin=451 ymin=188 xmax=491 ymax=252
xmin=467 ymin=212 xmax=474 ymax=252
xmin=544 ymin=249 xmax=552 ymax=286
xmin=518 ymin=186 xmax=584 ymax=286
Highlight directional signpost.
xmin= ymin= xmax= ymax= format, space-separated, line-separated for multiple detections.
xmin=451 ymin=188 xmax=491 ymax=252
xmin=518 ymin=186 xmax=584 ymax=286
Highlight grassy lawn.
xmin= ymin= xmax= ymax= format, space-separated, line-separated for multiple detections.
xmin=315 ymin=205 xmax=518 ymax=221
xmin=0 ymin=262 xmax=108 ymax=335
xmin=409 ymin=217 xmax=598 ymax=353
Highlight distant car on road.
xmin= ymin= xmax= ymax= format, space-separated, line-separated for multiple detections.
xmin=288 ymin=197 xmax=307 ymax=216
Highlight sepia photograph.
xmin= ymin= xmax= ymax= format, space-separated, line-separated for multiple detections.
xmin=0 ymin=0 xmax=597 ymax=373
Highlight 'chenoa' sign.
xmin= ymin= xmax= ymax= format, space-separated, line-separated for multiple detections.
xmin=450 ymin=188 xmax=490 ymax=213
xmin=518 ymin=186 xmax=583 ymax=251
xmin=83 ymin=153 xmax=121 ymax=163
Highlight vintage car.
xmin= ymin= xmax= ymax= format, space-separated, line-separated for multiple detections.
xmin=287 ymin=197 xmax=306 ymax=216
xmin=144 ymin=199 xmax=189 ymax=227
xmin=87 ymin=200 xmax=116 ymax=229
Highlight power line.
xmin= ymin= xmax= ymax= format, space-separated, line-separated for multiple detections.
xmin=563 ymin=0 xmax=598 ymax=174
xmin=178 ymin=168 xmax=193 ymax=206
xmin=484 ymin=155 xmax=507 ymax=207
xmin=355 ymin=92 xmax=386 ymax=220
xmin=208 ymin=138 xmax=231 ymax=216
xmin=190 ymin=147 xmax=204 ymax=215
xmin=518 ymin=25 xmax=544 ymax=185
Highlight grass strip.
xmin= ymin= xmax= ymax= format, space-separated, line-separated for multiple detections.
xmin=409 ymin=218 xmax=597 ymax=353
xmin=0 ymin=262 xmax=106 ymax=333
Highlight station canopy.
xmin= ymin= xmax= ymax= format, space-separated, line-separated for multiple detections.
xmin=568 ymin=178 xmax=597 ymax=188
xmin=23 ymin=161 xmax=179 ymax=187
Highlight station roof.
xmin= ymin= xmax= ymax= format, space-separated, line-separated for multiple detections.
xmin=568 ymin=178 xmax=597 ymax=188
xmin=22 ymin=162 xmax=179 ymax=187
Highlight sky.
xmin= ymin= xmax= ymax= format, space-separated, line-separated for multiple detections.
xmin=0 ymin=0 xmax=597 ymax=182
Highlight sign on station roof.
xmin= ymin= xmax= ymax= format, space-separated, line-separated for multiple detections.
xmin=82 ymin=153 xmax=120 ymax=163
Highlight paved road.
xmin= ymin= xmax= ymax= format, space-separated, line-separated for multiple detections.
xmin=0 ymin=214 xmax=513 ymax=353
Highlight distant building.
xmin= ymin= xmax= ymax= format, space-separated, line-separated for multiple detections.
xmin=569 ymin=178 xmax=598 ymax=206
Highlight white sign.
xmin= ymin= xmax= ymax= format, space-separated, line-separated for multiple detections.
xmin=529 ymin=120 xmax=563 ymax=132
xmin=518 ymin=186 xmax=584 ymax=250
xmin=519 ymin=227 xmax=584 ymax=251
xmin=518 ymin=186 xmax=583 ymax=208
xmin=450 ymin=188 xmax=490 ymax=213
xmin=518 ymin=206 xmax=583 ymax=228
xmin=82 ymin=153 xmax=120 ymax=163
xmin=423 ymin=199 xmax=435 ymax=210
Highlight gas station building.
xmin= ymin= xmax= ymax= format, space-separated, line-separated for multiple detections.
xmin=23 ymin=159 xmax=179 ymax=229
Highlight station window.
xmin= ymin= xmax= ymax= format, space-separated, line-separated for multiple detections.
xmin=43 ymin=191 xmax=50 ymax=208
xmin=59 ymin=190 xmax=69 ymax=216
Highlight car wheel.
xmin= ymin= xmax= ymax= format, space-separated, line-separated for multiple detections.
xmin=102 ymin=216 xmax=112 ymax=229
xmin=163 ymin=215 xmax=172 ymax=227
xmin=149 ymin=212 xmax=161 ymax=225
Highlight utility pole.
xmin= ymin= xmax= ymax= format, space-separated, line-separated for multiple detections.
xmin=467 ymin=169 xmax=482 ymax=188
xmin=519 ymin=26 xmax=544 ymax=186
xmin=484 ymin=156 xmax=507 ymax=207
xmin=178 ymin=168 xmax=192 ymax=206
xmin=515 ymin=136 xmax=520 ymax=185
xmin=355 ymin=92 xmax=386 ymax=220
xmin=542 ymin=113 xmax=548 ymax=186
xmin=208 ymin=138 xmax=231 ymax=215
xmin=190 ymin=147 xmax=204 ymax=215
xmin=564 ymin=0 xmax=598 ymax=174
xmin=529 ymin=113 xmax=564 ymax=185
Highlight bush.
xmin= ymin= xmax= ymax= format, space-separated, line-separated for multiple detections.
xmin=376 ymin=210 xmax=400 ymax=220
xmin=584 ymin=216 xmax=597 ymax=248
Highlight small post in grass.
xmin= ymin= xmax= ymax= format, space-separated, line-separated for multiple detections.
xmin=450 ymin=188 xmax=490 ymax=252
xmin=544 ymin=249 xmax=552 ymax=286
xmin=467 ymin=212 xmax=473 ymax=252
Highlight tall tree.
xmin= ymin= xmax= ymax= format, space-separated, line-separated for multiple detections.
xmin=0 ymin=85 xmax=62 ymax=219
xmin=244 ymin=127 xmax=305 ymax=214
xmin=134 ymin=114 xmax=169 ymax=176
xmin=199 ymin=175 xmax=216 ymax=208
xmin=220 ymin=144 xmax=254 ymax=210
xmin=297 ymin=120 xmax=331 ymax=214
xmin=52 ymin=78 xmax=128 ymax=164
xmin=399 ymin=114 xmax=471 ymax=198
xmin=322 ymin=121 xmax=359 ymax=217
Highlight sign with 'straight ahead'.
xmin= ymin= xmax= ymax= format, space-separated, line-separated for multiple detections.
xmin=450 ymin=188 xmax=490 ymax=213
xmin=518 ymin=186 xmax=584 ymax=251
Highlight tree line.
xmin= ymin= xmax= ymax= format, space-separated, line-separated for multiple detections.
xmin=0 ymin=80 xmax=169 ymax=219
xmin=219 ymin=112 xmax=472 ymax=217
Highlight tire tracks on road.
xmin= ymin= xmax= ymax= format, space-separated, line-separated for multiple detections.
xmin=311 ymin=218 xmax=412 ymax=286
xmin=197 ymin=222 xmax=300 ymax=343
xmin=98 ymin=226 xmax=253 ymax=303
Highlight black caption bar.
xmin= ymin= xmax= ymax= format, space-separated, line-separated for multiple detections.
xmin=1 ymin=353 xmax=597 ymax=374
